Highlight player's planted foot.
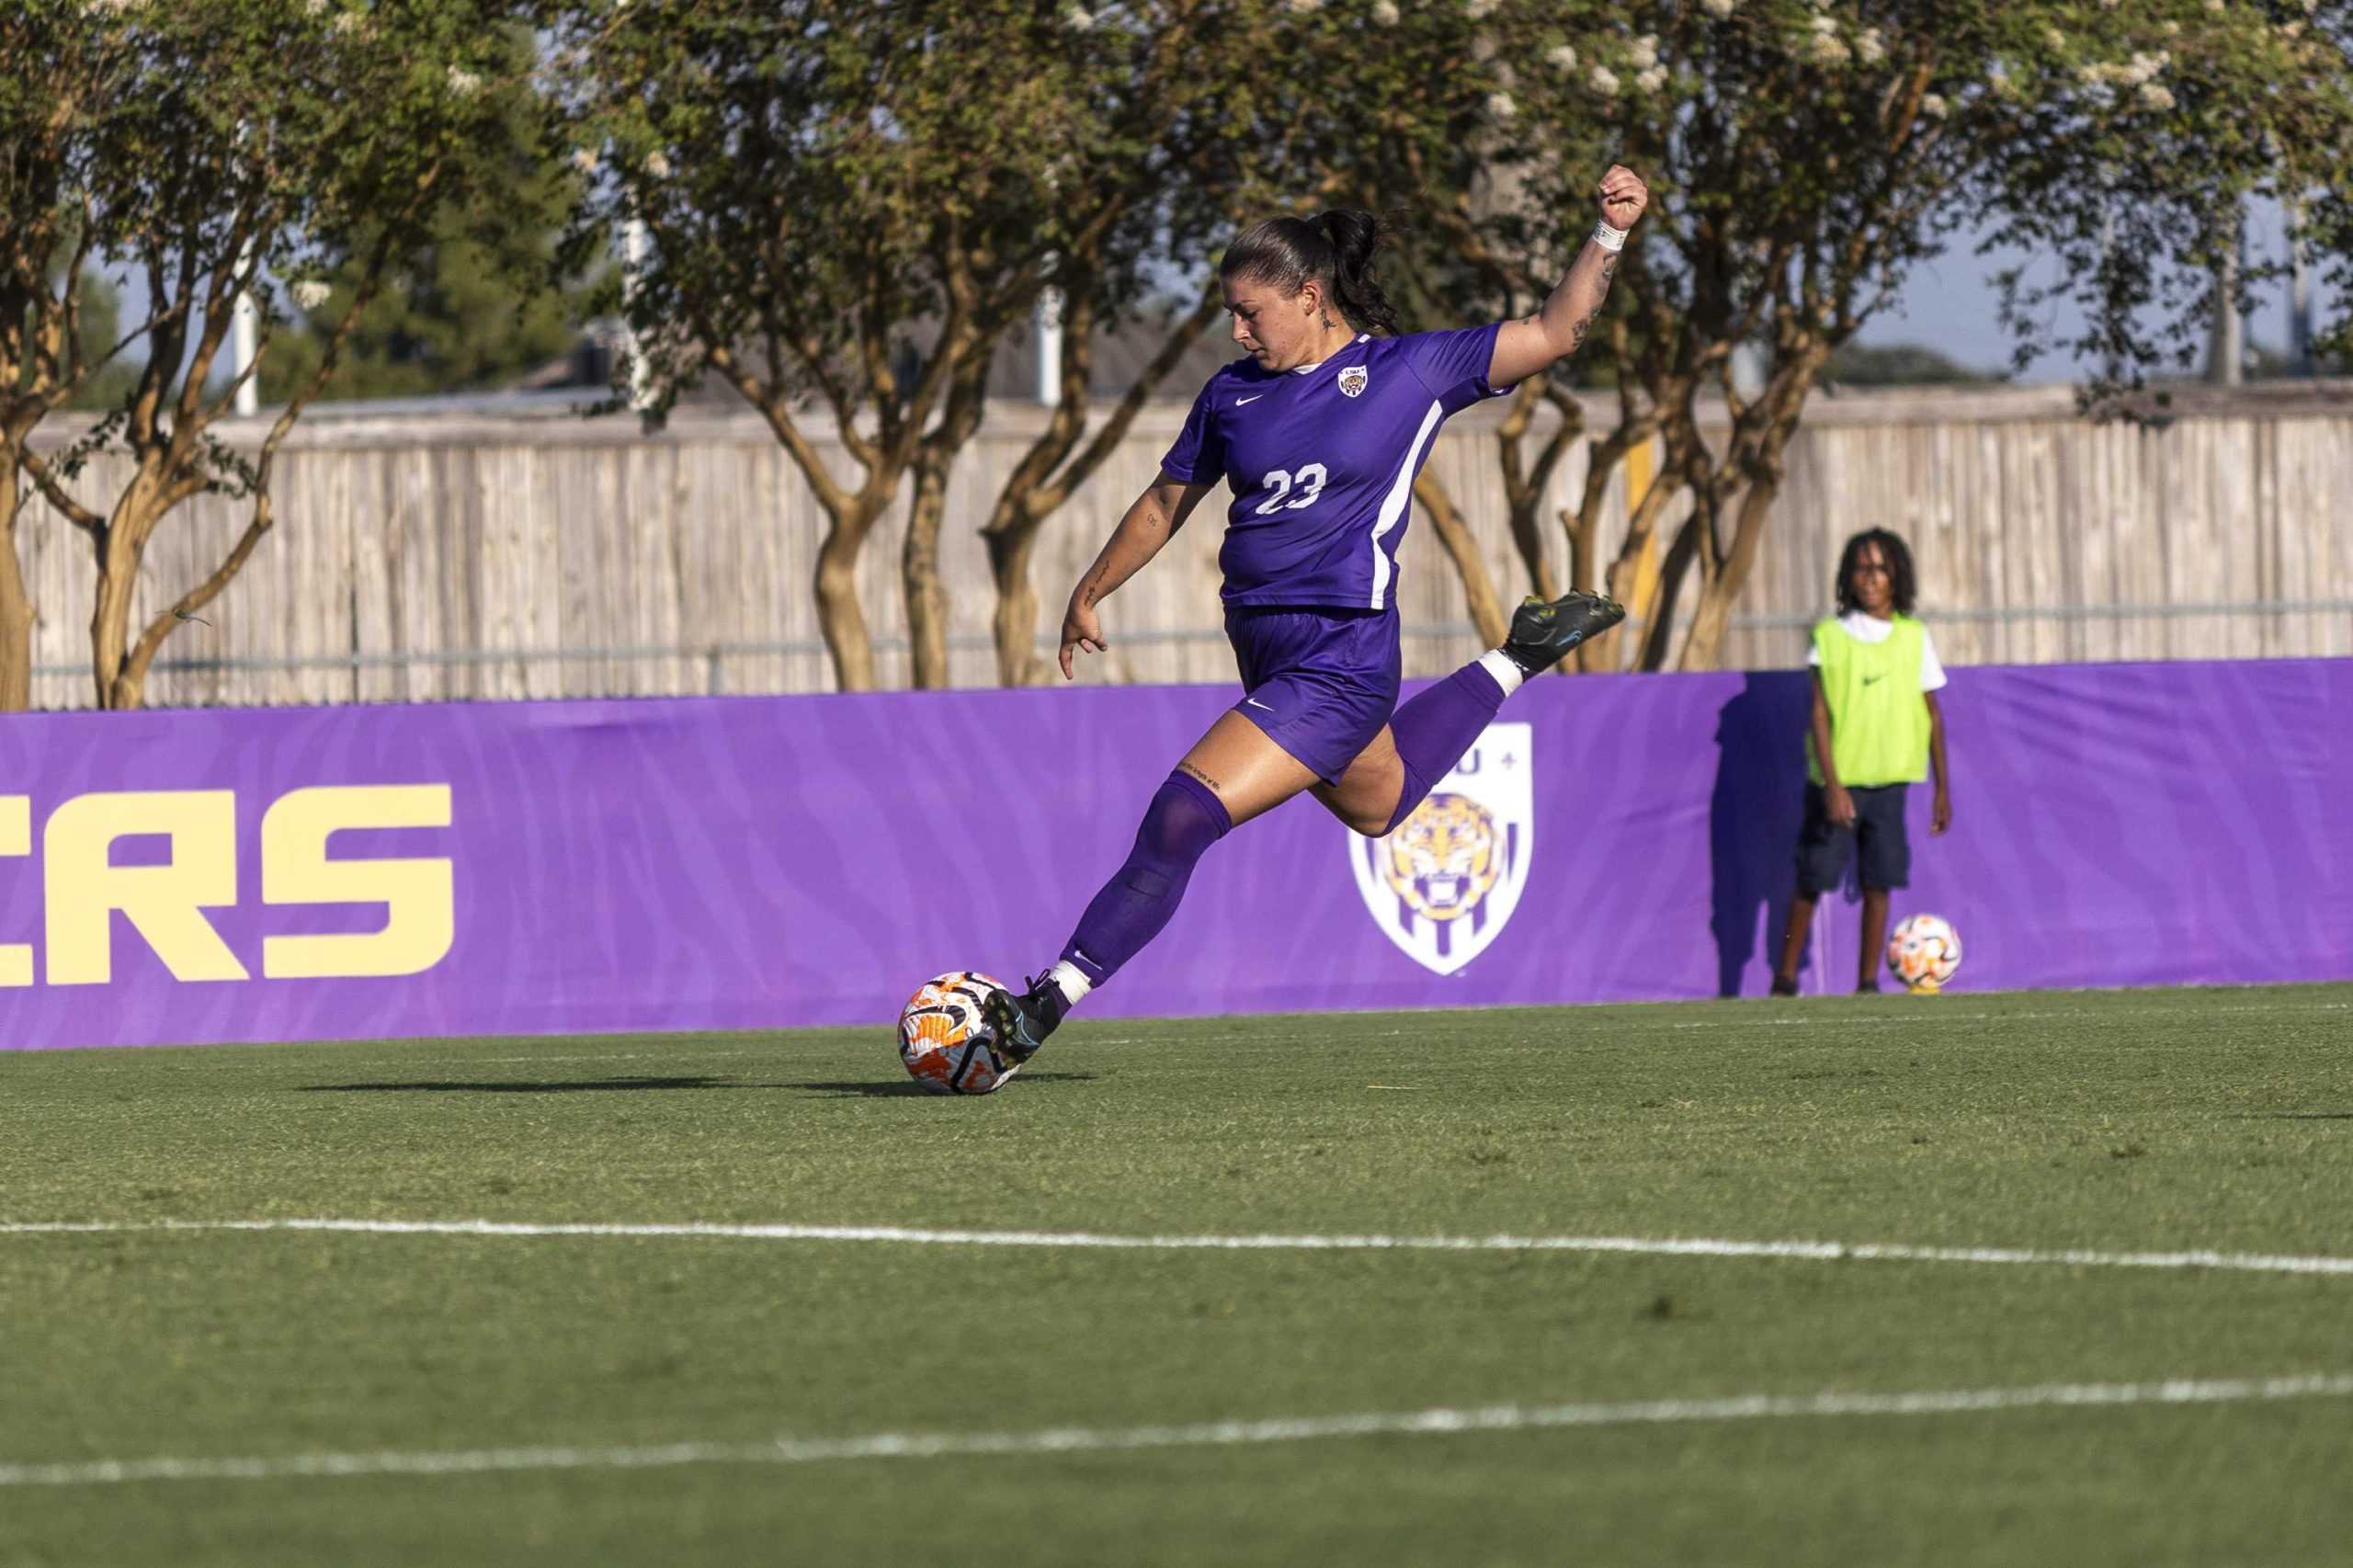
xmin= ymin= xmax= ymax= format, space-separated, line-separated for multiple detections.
xmin=1768 ymin=974 xmax=1799 ymax=997
xmin=984 ymin=974 xmax=1069 ymax=1063
xmin=1501 ymin=589 xmax=1626 ymax=675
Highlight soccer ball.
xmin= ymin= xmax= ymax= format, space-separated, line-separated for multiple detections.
xmin=896 ymin=971 xmax=1021 ymax=1096
xmin=1886 ymin=914 xmax=1961 ymax=992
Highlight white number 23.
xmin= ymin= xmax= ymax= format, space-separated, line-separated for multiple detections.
xmin=1253 ymin=462 xmax=1328 ymax=516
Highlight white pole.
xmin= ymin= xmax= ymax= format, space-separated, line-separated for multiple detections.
xmin=231 ymin=285 xmax=259 ymax=416
xmin=1034 ymin=287 xmax=1063 ymax=407
xmin=622 ymin=216 xmax=653 ymax=412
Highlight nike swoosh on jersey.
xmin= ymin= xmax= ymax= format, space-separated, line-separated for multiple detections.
xmin=1862 ymin=674 xmax=1885 ymax=685
xmin=1244 ymin=698 xmax=1274 ymax=710
xmin=1236 ymin=393 xmax=1265 ymax=405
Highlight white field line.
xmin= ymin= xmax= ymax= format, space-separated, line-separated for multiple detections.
xmin=7 ymin=1217 xmax=2353 ymax=1278
xmin=5 ymin=1371 xmax=2349 ymax=1489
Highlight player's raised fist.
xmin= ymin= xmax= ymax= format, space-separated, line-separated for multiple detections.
xmin=1597 ymin=165 xmax=1648 ymax=230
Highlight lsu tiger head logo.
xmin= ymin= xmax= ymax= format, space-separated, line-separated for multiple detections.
xmin=1347 ymin=722 xmax=1533 ymax=976
xmin=1337 ymin=365 xmax=1369 ymax=398
xmin=1383 ymin=793 xmax=1501 ymax=923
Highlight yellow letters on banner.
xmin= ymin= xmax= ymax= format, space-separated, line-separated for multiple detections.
xmin=0 ymin=797 xmax=28 ymax=987
xmin=47 ymin=791 xmax=248 ymax=984
xmin=262 ymin=786 xmax=454 ymax=979
xmin=0 ymin=786 xmax=453 ymax=986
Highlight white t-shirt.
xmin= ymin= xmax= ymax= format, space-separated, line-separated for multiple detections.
xmin=1807 ymin=611 xmax=1948 ymax=691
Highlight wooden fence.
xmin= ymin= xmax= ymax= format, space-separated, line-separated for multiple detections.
xmin=22 ymin=380 xmax=2352 ymax=709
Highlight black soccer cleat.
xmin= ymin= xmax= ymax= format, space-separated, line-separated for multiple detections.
xmin=1500 ymin=589 xmax=1627 ymax=675
xmin=983 ymin=974 xmax=1067 ymax=1064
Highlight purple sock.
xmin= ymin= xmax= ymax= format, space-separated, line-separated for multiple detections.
xmin=1383 ymin=662 xmax=1507 ymax=834
xmin=1060 ymin=770 xmax=1232 ymax=986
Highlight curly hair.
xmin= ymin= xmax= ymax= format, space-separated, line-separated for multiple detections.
xmin=1834 ymin=528 xmax=1918 ymax=616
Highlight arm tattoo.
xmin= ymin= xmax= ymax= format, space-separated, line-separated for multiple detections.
xmin=1566 ymin=254 xmax=1620 ymax=355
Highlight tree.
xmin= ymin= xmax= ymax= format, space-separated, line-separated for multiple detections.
xmin=257 ymin=78 xmax=591 ymax=406
xmin=1401 ymin=0 xmax=2353 ymax=673
xmin=3 ymin=0 xmax=543 ymax=710
xmin=561 ymin=1 xmax=1347 ymax=691
xmin=1822 ymin=342 xmax=1999 ymax=386
xmin=0 ymin=5 xmax=139 ymax=709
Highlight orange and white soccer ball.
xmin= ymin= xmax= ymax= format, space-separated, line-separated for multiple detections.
xmin=897 ymin=971 xmax=1020 ymax=1095
xmin=1886 ymin=914 xmax=1961 ymax=992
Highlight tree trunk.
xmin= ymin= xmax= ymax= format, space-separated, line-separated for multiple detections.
xmin=1638 ymin=509 xmax=1704 ymax=673
xmin=0 ymin=466 xmax=34 ymax=711
xmin=813 ymin=508 xmax=879 ymax=692
xmin=983 ymin=516 xmax=1045 ymax=687
xmin=1412 ymin=474 xmax=1509 ymax=648
xmin=1494 ymin=380 xmax=1566 ymax=604
xmin=1677 ymin=470 xmax=1783 ymax=673
xmin=91 ymin=554 xmax=139 ymax=710
xmin=1677 ymin=576 xmax=1739 ymax=674
xmin=903 ymin=463 xmax=950 ymax=689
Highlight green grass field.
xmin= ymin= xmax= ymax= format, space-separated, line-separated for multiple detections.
xmin=6 ymin=984 xmax=2351 ymax=1566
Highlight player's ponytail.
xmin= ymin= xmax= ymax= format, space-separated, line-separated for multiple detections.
xmin=1314 ymin=209 xmax=1401 ymax=337
xmin=1219 ymin=208 xmax=1403 ymax=336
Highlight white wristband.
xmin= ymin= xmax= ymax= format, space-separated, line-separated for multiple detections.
xmin=1592 ymin=219 xmax=1628 ymax=252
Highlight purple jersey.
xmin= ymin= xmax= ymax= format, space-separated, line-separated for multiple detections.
xmin=1159 ymin=325 xmax=1510 ymax=608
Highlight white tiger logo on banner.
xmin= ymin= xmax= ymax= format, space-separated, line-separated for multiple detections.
xmin=1348 ymin=722 xmax=1532 ymax=975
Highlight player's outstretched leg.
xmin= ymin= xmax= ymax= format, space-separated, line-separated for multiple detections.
xmin=986 ymin=768 xmax=1233 ymax=1062
xmin=1362 ymin=588 xmax=1624 ymax=836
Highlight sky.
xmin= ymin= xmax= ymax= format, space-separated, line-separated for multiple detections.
xmin=1855 ymin=204 xmax=2336 ymax=382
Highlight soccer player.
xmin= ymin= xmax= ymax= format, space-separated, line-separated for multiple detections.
xmin=986 ymin=166 xmax=1652 ymax=1058
xmin=1768 ymin=528 xmax=1953 ymax=996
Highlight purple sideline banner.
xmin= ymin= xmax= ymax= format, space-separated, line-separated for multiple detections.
xmin=1 ymin=658 xmax=2346 ymax=1051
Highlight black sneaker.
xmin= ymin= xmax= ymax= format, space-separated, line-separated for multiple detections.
xmin=1768 ymin=975 xmax=1799 ymax=997
xmin=983 ymin=974 xmax=1067 ymax=1064
xmin=1501 ymin=589 xmax=1627 ymax=675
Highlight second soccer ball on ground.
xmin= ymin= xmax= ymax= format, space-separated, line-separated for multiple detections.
xmin=1886 ymin=914 xmax=1962 ymax=992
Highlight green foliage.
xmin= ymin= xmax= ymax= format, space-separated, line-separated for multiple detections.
xmin=551 ymin=0 xmax=1305 ymax=422
xmin=1824 ymin=342 xmax=2002 ymax=386
xmin=7 ymin=0 xmax=551 ymax=439
xmin=1383 ymin=0 xmax=2351 ymax=396
xmin=258 ymin=27 xmax=592 ymax=405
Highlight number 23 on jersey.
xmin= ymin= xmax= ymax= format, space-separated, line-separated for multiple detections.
xmin=1254 ymin=462 xmax=1328 ymax=516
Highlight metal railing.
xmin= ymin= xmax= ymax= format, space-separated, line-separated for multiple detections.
xmin=34 ymin=597 xmax=2349 ymax=704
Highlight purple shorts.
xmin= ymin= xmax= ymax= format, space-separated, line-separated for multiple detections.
xmin=1224 ymin=605 xmax=1401 ymax=786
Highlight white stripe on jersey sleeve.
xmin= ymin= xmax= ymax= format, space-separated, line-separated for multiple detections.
xmin=1368 ymin=401 xmax=1446 ymax=610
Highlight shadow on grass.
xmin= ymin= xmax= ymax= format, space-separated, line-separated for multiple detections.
xmin=302 ymin=1075 xmax=737 ymax=1094
xmin=794 ymin=1072 xmax=1101 ymax=1098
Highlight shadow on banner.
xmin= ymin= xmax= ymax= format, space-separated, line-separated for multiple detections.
xmin=1709 ymin=671 xmax=1813 ymax=997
